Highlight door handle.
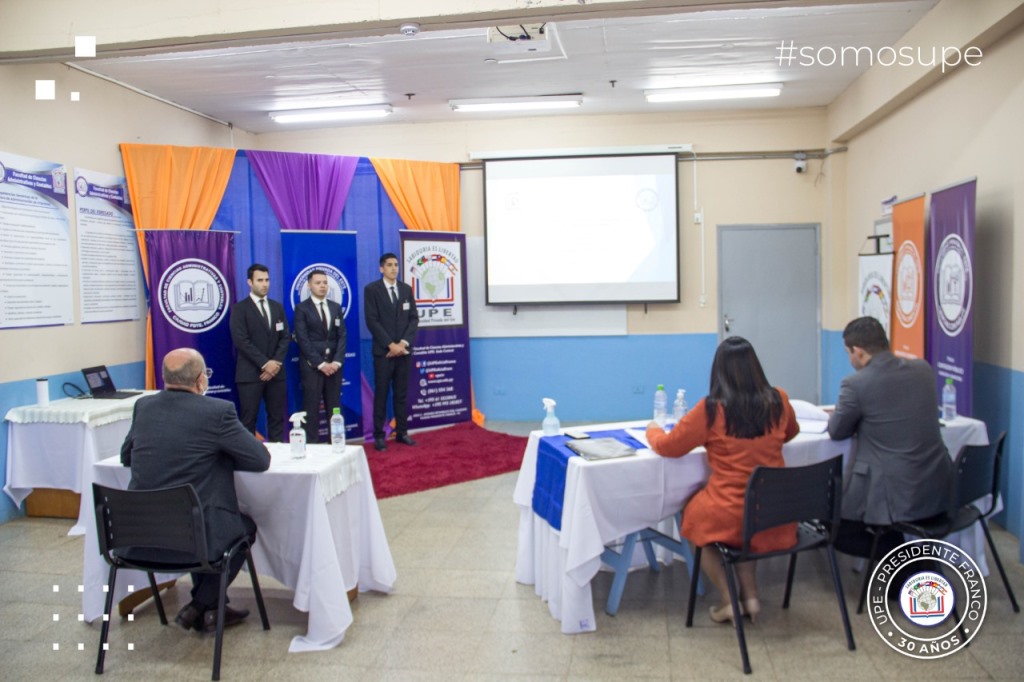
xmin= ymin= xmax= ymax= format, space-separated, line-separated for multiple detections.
xmin=723 ymin=315 xmax=734 ymax=333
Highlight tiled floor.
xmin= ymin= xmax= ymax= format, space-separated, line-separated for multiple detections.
xmin=2 ymin=422 xmax=1024 ymax=680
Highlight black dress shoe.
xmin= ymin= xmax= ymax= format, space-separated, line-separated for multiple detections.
xmin=174 ymin=603 xmax=203 ymax=631
xmin=396 ymin=434 xmax=417 ymax=446
xmin=202 ymin=605 xmax=250 ymax=632
xmin=374 ymin=438 xmax=387 ymax=451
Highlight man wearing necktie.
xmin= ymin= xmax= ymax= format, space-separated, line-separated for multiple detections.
xmin=229 ymin=264 xmax=290 ymax=441
xmin=364 ymin=253 xmax=419 ymax=451
xmin=293 ymin=269 xmax=347 ymax=443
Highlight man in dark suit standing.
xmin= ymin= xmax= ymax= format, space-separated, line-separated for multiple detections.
xmin=121 ymin=348 xmax=270 ymax=632
xmin=828 ymin=316 xmax=953 ymax=557
xmin=364 ymin=252 xmax=419 ymax=451
xmin=229 ymin=264 xmax=290 ymax=442
xmin=293 ymin=269 xmax=346 ymax=443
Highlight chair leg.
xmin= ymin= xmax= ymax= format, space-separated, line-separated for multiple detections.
xmin=685 ymin=546 xmax=702 ymax=627
xmin=641 ymin=537 xmax=660 ymax=574
xmin=602 ymin=532 xmax=639 ymax=616
xmin=827 ymin=547 xmax=856 ymax=651
xmin=782 ymin=554 xmax=798 ymax=609
xmin=211 ymin=569 xmax=231 ymax=682
xmin=96 ymin=566 xmax=118 ymax=674
xmin=147 ymin=572 xmax=168 ymax=625
xmin=246 ymin=551 xmax=271 ymax=630
xmin=980 ymin=520 xmax=1020 ymax=612
xmin=857 ymin=533 xmax=883 ymax=615
xmin=722 ymin=560 xmax=752 ymax=675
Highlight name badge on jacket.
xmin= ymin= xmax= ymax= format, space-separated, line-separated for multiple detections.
xmin=335 ymin=318 xmax=341 ymax=327
xmin=402 ymin=301 xmax=410 ymax=311
xmin=275 ymin=321 xmax=284 ymax=331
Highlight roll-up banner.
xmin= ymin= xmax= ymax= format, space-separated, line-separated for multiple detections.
xmin=281 ymin=230 xmax=362 ymax=440
xmin=144 ymin=230 xmax=237 ymax=403
xmin=401 ymin=231 xmax=473 ymax=429
xmin=858 ymin=254 xmax=892 ymax=339
xmin=891 ymin=195 xmax=927 ymax=359
xmin=927 ymin=179 xmax=975 ymax=417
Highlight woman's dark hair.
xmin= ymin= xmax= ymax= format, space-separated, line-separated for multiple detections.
xmin=704 ymin=336 xmax=783 ymax=439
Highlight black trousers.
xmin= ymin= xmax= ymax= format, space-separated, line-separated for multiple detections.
xmin=299 ymin=361 xmax=342 ymax=443
xmin=373 ymin=353 xmax=411 ymax=439
xmin=190 ymin=514 xmax=257 ymax=612
xmin=236 ymin=379 xmax=287 ymax=442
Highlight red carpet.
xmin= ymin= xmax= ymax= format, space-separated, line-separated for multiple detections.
xmin=366 ymin=421 xmax=528 ymax=498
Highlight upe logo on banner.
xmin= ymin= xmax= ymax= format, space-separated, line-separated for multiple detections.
xmin=933 ymin=233 xmax=973 ymax=337
xmin=867 ymin=539 xmax=986 ymax=660
xmin=895 ymin=240 xmax=923 ymax=328
xmin=157 ymin=258 xmax=230 ymax=333
xmin=406 ymin=243 xmax=462 ymax=327
xmin=290 ymin=263 xmax=351 ymax=318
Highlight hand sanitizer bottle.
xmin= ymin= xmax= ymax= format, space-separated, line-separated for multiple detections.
xmin=672 ymin=389 xmax=688 ymax=424
xmin=542 ymin=398 xmax=561 ymax=436
xmin=289 ymin=411 xmax=307 ymax=459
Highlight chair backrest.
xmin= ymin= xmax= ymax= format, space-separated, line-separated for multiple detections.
xmin=953 ymin=431 xmax=1007 ymax=514
xmin=739 ymin=454 xmax=844 ymax=555
xmin=92 ymin=482 xmax=212 ymax=569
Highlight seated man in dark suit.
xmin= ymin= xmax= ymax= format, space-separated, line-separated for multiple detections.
xmin=121 ymin=348 xmax=271 ymax=632
xmin=828 ymin=316 xmax=953 ymax=559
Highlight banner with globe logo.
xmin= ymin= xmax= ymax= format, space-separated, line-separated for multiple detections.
xmin=401 ymin=232 xmax=472 ymax=428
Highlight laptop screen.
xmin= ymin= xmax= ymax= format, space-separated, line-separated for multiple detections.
xmin=81 ymin=366 xmax=116 ymax=395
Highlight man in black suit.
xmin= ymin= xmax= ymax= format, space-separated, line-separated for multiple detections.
xmin=293 ymin=269 xmax=346 ymax=443
xmin=121 ymin=348 xmax=270 ymax=633
xmin=229 ymin=264 xmax=290 ymax=441
xmin=364 ymin=252 xmax=419 ymax=451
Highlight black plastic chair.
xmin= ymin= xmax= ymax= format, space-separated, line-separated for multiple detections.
xmin=92 ymin=483 xmax=271 ymax=681
xmin=685 ymin=455 xmax=855 ymax=675
xmin=855 ymin=432 xmax=1018 ymax=615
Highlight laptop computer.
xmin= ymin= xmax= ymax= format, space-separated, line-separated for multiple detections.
xmin=81 ymin=365 xmax=143 ymax=399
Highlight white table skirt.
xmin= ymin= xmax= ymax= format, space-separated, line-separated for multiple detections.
xmin=513 ymin=417 xmax=989 ymax=634
xmin=82 ymin=445 xmax=396 ymax=652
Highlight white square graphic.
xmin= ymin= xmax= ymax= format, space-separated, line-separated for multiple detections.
xmin=53 ymin=614 xmax=59 ymax=622
xmin=52 ymin=584 xmax=60 ymax=593
xmin=78 ymin=643 xmax=85 ymax=651
xmin=71 ymin=92 xmax=81 ymax=102
xmin=53 ymin=643 xmax=59 ymax=651
xmin=127 ymin=643 xmax=135 ymax=651
xmin=75 ymin=36 xmax=96 ymax=58
xmin=36 ymin=80 xmax=56 ymax=100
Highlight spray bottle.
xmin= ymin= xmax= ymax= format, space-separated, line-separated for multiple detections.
xmin=289 ymin=411 xmax=307 ymax=459
xmin=542 ymin=398 xmax=561 ymax=436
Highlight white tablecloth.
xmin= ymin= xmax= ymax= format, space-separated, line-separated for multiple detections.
xmin=513 ymin=417 xmax=989 ymax=634
xmin=82 ymin=444 xmax=396 ymax=652
xmin=3 ymin=394 xmax=154 ymax=535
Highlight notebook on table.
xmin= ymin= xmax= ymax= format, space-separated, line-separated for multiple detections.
xmin=81 ymin=366 xmax=143 ymax=399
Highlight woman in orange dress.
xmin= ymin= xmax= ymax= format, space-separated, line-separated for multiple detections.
xmin=646 ymin=336 xmax=799 ymax=624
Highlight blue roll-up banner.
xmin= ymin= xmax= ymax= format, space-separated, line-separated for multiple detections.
xmin=144 ymin=230 xmax=237 ymax=404
xmin=281 ymin=230 xmax=362 ymax=440
xmin=401 ymin=231 xmax=473 ymax=429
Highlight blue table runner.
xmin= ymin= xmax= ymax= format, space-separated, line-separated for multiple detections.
xmin=531 ymin=429 xmax=645 ymax=531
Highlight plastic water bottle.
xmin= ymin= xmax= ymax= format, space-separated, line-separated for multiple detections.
xmin=542 ymin=398 xmax=561 ymax=436
xmin=672 ymin=389 xmax=688 ymax=424
xmin=288 ymin=412 xmax=307 ymax=459
xmin=942 ymin=378 xmax=957 ymax=421
xmin=653 ymin=384 xmax=668 ymax=427
xmin=330 ymin=407 xmax=345 ymax=454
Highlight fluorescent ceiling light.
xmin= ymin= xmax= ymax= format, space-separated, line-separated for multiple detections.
xmin=449 ymin=95 xmax=582 ymax=112
xmin=269 ymin=104 xmax=393 ymax=123
xmin=644 ymin=83 xmax=782 ymax=103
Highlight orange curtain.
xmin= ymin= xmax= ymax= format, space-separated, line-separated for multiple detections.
xmin=369 ymin=158 xmax=460 ymax=232
xmin=120 ymin=143 xmax=237 ymax=387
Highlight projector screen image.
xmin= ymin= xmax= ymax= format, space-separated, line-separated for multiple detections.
xmin=484 ymin=154 xmax=679 ymax=304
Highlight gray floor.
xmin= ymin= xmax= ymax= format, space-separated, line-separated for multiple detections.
xmin=3 ymin=422 xmax=1024 ymax=680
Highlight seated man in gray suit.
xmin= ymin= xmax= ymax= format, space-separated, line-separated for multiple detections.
xmin=828 ymin=316 xmax=953 ymax=558
xmin=121 ymin=348 xmax=271 ymax=633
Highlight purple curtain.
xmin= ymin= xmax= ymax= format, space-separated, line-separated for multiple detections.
xmin=247 ymin=151 xmax=358 ymax=230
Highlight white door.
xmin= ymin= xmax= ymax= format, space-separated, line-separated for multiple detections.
xmin=718 ymin=224 xmax=821 ymax=403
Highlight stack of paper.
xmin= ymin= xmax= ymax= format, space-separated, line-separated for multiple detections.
xmin=791 ymin=399 xmax=830 ymax=434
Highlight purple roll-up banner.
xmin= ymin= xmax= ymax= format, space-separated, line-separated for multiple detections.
xmin=927 ymin=179 xmax=975 ymax=417
xmin=401 ymin=231 xmax=473 ymax=429
xmin=145 ymin=230 xmax=237 ymax=404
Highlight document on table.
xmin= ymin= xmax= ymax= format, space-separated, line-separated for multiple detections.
xmin=791 ymin=399 xmax=830 ymax=434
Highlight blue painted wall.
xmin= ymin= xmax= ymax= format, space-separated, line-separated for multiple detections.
xmin=0 ymin=361 xmax=145 ymax=524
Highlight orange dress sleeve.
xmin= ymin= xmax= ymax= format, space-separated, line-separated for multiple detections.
xmin=646 ymin=398 xmax=710 ymax=458
xmin=777 ymin=388 xmax=800 ymax=442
